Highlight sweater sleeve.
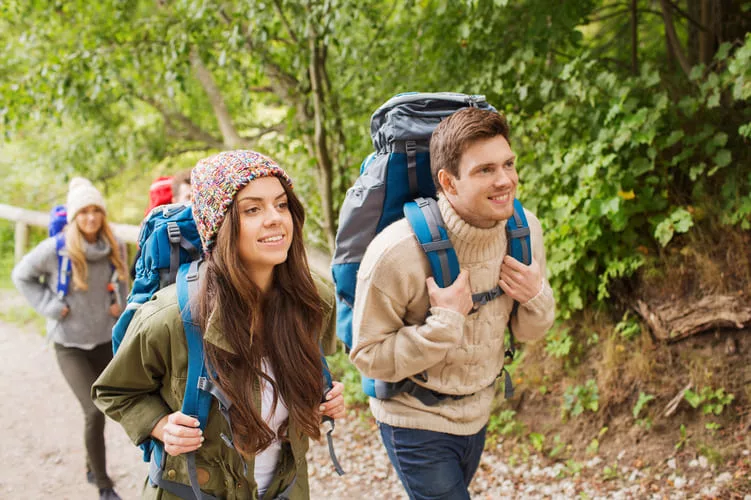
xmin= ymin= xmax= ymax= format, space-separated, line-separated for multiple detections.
xmin=11 ymin=238 xmax=67 ymax=320
xmin=510 ymin=211 xmax=556 ymax=342
xmin=92 ymin=300 xmax=174 ymax=446
xmin=349 ymin=235 xmax=465 ymax=383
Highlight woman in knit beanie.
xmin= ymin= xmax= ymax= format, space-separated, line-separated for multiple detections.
xmin=93 ymin=150 xmax=344 ymax=499
xmin=12 ymin=177 xmax=128 ymax=500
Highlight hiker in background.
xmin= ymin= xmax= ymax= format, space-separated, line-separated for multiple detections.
xmin=350 ymin=108 xmax=556 ymax=499
xmin=170 ymin=169 xmax=192 ymax=204
xmin=12 ymin=177 xmax=128 ymax=500
xmin=131 ymin=170 xmax=193 ymax=279
xmin=93 ymin=150 xmax=345 ymax=499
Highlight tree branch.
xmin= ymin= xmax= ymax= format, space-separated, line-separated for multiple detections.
xmin=217 ymin=7 xmax=302 ymax=108
xmin=240 ymin=122 xmax=286 ymax=141
xmin=272 ymin=0 xmax=300 ymax=44
xmin=189 ymin=47 xmax=247 ymax=148
xmin=136 ymin=93 xmax=224 ymax=148
xmin=659 ymin=0 xmax=693 ymax=78
xmin=665 ymin=0 xmax=712 ymax=32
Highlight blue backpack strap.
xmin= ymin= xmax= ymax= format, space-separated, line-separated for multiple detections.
xmin=176 ymin=259 xmax=212 ymax=500
xmin=499 ymin=199 xmax=532 ymax=399
xmin=55 ymin=232 xmax=71 ymax=300
xmin=403 ymin=198 xmax=460 ymax=288
xmin=507 ymin=199 xmax=531 ymax=266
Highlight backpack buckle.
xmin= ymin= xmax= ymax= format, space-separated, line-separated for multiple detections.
xmin=166 ymin=222 xmax=181 ymax=244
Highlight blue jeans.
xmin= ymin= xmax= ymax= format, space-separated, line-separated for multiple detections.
xmin=378 ymin=422 xmax=487 ymax=500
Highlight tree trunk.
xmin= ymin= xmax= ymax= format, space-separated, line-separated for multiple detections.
xmin=308 ymin=26 xmax=336 ymax=251
xmin=659 ymin=0 xmax=693 ymax=78
xmin=630 ymin=0 xmax=639 ymax=76
xmin=698 ymin=0 xmax=713 ymax=65
xmin=635 ymin=294 xmax=751 ymax=342
xmin=190 ymin=48 xmax=247 ymax=149
xmin=687 ymin=0 xmax=700 ymax=65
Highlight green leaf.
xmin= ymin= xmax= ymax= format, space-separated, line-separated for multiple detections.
xmin=529 ymin=432 xmax=545 ymax=452
xmin=654 ymin=218 xmax=675 ymax=247
xmin=671 ymin=208 xmax=693 ymax=233
xmin=713 ymin=149 xmax=732 ymax=168
xmin=684 ymin=389 xmax=702 ymax=408
xmin=664 ymin=130 xmax=684 ymax=148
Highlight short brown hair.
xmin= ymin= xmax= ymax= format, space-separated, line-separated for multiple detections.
xmin=429 ymin=107 xmax=511 ymax=191
xmin=171 ymin=169 xmax=191 ymax=195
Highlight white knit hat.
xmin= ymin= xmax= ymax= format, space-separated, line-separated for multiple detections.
xmin=66 ymin=177 xmax=107 ymax=222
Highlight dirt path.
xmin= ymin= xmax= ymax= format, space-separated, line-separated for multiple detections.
xmin=0 ymin=319 xmax=144 ymax=499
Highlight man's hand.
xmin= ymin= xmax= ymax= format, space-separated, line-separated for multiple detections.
xmin=426 ymin=269 xmax=473 ymax=316
xmin=499 ymin=255 xmax=543 ymax=304
xmin=151 ymin=412 xmax=204 ymax=457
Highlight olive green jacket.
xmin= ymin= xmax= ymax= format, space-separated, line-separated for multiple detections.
xmin=93 ymin=276 xmax=336 ymax=500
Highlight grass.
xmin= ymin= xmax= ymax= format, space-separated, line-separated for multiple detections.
xmin=0 ymin=303 xmax=47 ymax=334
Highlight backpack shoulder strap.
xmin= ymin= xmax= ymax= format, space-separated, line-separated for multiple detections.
xmin=500 ymin=199 xmax=532 ymax=400
xmin=403 ymin=197 xmax=460 ymax=288
xmin=319 ymin=352 xmax=345 ymax=476
xmin=55 ymin=232 xmax=71 ymax=300
xmin=176 ymin=260 xmax=213 ymax=500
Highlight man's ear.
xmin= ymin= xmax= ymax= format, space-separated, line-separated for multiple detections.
xmin=437 ymin=169 xmax=457 ymax=195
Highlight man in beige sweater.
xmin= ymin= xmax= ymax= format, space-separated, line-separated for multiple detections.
xmin=350 ymin=107 xmax=556 ymax=499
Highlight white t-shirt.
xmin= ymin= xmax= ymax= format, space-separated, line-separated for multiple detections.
xmin=254 ymin=359 xmax=289 ymax=496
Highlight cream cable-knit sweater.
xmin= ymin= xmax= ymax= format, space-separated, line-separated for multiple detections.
xmin=350 ymin=195 xmax=555 ymax=435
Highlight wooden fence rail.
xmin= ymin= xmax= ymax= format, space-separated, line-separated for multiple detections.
xmin=0 ymin=203 xmax=332 ymax=280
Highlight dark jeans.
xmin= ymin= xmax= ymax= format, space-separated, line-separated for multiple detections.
xmin=54 ymin=342 xmax=114 ymax=489
xmin=378 ymin=422 xmax=486 ymax=500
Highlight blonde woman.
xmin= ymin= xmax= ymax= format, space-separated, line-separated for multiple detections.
xmin=12 ymin=177 xmax=128 ymax=500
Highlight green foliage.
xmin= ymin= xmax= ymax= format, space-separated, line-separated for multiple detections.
xmin=632 ymin=391 xmax=655 ymax=430
xmin=675 ymin=423 xmax=689 ymax=451
xmin=655 ymin=208 xmax=694 ymax=247
xmin=529 ymin=432 xmax=545 ymax=452
xmin=684 ymin=387 xmax=735 ymax=416
xmin=562 ymin=379 xmax=600 ymax=420
xmin=548 ymin=434 xmax=568 ymax=459
xmin=632 ymin=392 xmax=655 ymax=419
xmin=615 ymin=312 xmax=641 ymax=341
xmin=323 ymin=350 xmax=369 ymax=407
xmin=545 ymin=326 xmax=573 ymax=358
xmin=0 ymin=1 xmax=748 ymax=327
xmin=487 ymin=409 xmax=526 ymax=437
xmin=586 ymin=426 xmax=608 ymax=455
xmin=602 ymin=462 xmax=620 ymax=481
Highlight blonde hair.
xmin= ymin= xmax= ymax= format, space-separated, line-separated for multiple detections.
xmin=65 ymin=214 xmax=128 ymax=291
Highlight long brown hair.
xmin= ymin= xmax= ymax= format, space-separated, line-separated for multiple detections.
xmin=66 ymin=212 xmax=128 ymax=291
xmin=196 ymin=180 xmax=324 ymax=456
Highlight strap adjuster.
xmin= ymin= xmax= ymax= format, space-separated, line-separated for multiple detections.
xmin=166 ymin=222 xmax=181 ymax=244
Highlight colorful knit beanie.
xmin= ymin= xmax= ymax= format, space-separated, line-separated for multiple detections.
xmin=191 ymin=150 xmax=293 ymax=251
xmin=66 ymin=177 xmax=107 ymax=222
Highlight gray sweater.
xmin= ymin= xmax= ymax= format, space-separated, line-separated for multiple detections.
xmin=12 ymin=236 xmax=128 ymax=348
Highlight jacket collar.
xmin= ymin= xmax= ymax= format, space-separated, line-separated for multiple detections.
xmin=202 ymin=308 xmax=240 ymax=354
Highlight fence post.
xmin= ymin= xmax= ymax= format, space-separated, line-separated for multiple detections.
xmin=14 ymin=221 xmax=29 ymax=264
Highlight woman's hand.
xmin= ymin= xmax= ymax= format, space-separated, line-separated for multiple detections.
xmin=60 ymin=305 xmax=70 ymax=319
xmin=151 ymin=411 xmax=204 ymax=457
xmin=109 ymin=302 xmax=122 ymax=318
xmin=320 ymin=381 xmax=346 ymax=420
